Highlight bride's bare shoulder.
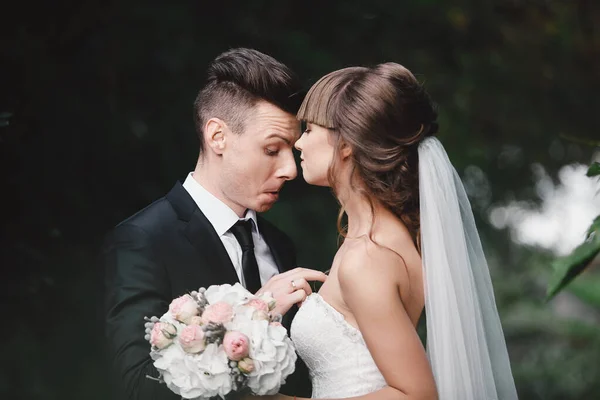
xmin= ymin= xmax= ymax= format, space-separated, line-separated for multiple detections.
xmin=337 ymin=238 xmax=407 ymax=290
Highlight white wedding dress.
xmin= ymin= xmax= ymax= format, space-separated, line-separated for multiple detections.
xmin=291 ymin=293 xmax=387 ymax=398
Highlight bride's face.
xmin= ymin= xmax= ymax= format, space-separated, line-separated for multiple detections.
xmin=294 ymin=123 xmax=335 ymax=187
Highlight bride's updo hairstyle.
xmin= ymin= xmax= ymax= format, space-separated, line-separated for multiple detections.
xmin=297 ymin=63 xmax=438 ymax=246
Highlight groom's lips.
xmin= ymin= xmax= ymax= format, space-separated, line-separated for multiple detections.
xmin=264 ymin=187 xmax=281 ymax=197
xmin=265 ymin=191 xmax=279 ymax=201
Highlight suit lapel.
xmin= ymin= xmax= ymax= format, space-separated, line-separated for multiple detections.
xmin=184 ymin=208 xmax=240 ymax=284
xmin=167 ymin=182 xmax=239 ymax=285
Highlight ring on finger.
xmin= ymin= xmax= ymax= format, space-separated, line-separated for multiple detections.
xmin=291 ymin=279 xmax=297 ymax=290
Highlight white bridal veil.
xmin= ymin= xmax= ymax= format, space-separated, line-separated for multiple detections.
xmin=419 ymin=137 xmax=518 ymax=400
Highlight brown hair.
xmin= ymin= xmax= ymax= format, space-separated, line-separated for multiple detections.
xmin=297 ymin=63 xmax=438 ymax=247
xmin=194 ymin=48 xmax=303 ymax=155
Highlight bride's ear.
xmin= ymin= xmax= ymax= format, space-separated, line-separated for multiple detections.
xmin=205 ymin=118 xmax=228 ymax=155
xmin=339 ymin=140 xmax=353 ymax=160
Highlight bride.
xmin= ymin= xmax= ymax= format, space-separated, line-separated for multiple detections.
xmin=260 ymin=63 xmax=518 ymax=399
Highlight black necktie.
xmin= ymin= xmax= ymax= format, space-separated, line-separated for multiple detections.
xmin=229 ymin=220 xmax=261 ymax=294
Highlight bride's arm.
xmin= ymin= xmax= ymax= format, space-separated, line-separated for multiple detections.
xmin=294 ymin=246 xmax=437 ymax=400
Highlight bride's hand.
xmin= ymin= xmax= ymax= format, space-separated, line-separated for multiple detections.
xmin=258 ymin=267 xmax=327 ymax=315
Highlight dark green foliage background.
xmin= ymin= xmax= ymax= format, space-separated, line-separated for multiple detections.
xmin=1 ymin=1 xmax=599 ymax=399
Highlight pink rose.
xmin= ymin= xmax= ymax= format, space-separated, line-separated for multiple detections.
xmin=150 ymin=322 xmax=177 ymax=349
xmin=238 ymin=357 xmax=255 ymax=374
xmin=201 ymin=302 xmax=234 ymax=325
xmin=246 ymin=298 xmax=269 ymax=313
xmin=169 ymin=294 xmax=199 ymax=324
xmin=223 ymin=331 xmax=250 ymax=361
xmin=179 ymin=324 xmax=206 ymax=353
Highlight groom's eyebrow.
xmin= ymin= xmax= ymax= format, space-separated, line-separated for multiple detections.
xmin=265 ymin=133 xmax=292 ymax=145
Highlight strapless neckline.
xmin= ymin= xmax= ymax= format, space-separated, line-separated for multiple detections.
xmin=291 ymin=291 xmax=387 ymax=398
xmin=305 ymin=293 xmax=363 ymax=341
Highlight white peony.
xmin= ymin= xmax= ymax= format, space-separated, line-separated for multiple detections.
xmin=154 ymin=343 xmax=232 ymax=399
xmin=192 ymin=344 xmax=232 ymax=398
xmin=204 ymin=283 xmax=253 ymax=306
xmin=245 ymin=320 xmax=297 ymax=395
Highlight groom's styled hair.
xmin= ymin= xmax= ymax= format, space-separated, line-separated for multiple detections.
xmin=193 ymin=48 xmax=303 ymax=155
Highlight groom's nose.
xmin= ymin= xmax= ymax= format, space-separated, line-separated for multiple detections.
xmin=276 ymin=150 xmax=297 ymax=181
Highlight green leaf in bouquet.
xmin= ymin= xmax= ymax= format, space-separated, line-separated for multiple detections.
xmin=587 ymin=162 xmax=600 ymax=178
xmin=546 ymin=215 xmax=600 ymax=301
xmin=0 ymin=112 xmax=12 ymax=119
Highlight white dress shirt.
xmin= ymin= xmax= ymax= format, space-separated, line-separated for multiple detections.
xmin=182 ymin=172 xmax=279 ymax=288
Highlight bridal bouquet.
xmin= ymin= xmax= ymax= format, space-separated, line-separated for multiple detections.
xmin=144 ymin=283 xmax=297 ymax=399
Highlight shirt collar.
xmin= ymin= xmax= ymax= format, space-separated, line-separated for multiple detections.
xmin=182 ymin=172 xmax=259 ymax=236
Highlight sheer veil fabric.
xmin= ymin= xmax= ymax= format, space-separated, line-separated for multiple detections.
xmin=419 ymin=137 xmax=518 ymax=400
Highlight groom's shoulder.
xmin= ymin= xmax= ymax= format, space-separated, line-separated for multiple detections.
xmin=108 ymin=194 xmax=178 ymax=243
xmin=122 ymin=196 xmax=175 ymax=228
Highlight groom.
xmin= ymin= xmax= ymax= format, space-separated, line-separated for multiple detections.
xmin=102 ymin=48 xmax=324 ymax=400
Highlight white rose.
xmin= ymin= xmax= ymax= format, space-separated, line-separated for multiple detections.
xmin=238 ymin=357 xmax=255 ymax=373
xmin=258 ymin=292 xmax=277 ymax=311
xmin=252 ymin=310 xmax=270 ymax=321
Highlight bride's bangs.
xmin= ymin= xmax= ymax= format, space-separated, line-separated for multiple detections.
xmin=297 ymin=73 xmax=340 ymax=129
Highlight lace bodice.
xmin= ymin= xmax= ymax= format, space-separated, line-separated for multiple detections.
xmin=290 ymin=294 xmax=387 ymax=398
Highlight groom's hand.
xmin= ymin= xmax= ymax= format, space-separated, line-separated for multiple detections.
xmin=257 ymin=267 xmax=327 ymax=316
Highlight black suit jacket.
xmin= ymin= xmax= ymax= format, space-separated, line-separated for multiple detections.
xmin=103 ymin=182 xmax=311 ymax=400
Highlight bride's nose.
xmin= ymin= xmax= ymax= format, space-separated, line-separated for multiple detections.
xmin=294 ymin=134 xmax=304 ymax=151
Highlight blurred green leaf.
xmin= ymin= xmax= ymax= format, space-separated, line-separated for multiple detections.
xmin=0 ymin=112 xmax=11 ymax=119
xmin=587 ymin=162 xmax=600 ymax=177
xmin=568 ymin=274 xmax=600 ymax=308
xmin=0 ymin=120 xmax=9 ymax=127
xmin=546 ymin=215 xmax=600 ymax=300
xmin=560 ymin=134 xmax=600 ymax=147
xmin=586 ymin=215 xmax=600 ymax=237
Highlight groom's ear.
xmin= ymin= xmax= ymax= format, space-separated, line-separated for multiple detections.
xmin=205 ymin=118 xmax=228 ymax=155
